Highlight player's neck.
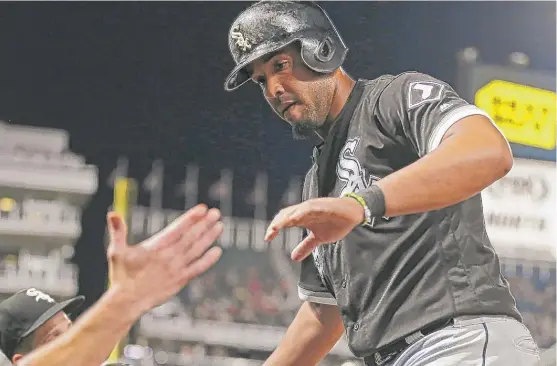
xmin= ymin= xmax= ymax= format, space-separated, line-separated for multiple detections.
xmin=315 ymin=70 xmax=356 ymax=141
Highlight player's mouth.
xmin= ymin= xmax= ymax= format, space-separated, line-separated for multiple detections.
xmin=279 ymin=101 xmax=297 ymax=117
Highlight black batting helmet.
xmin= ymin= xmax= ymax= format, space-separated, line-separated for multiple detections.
xmin=224 ymin=1 xmax=348 ymax=91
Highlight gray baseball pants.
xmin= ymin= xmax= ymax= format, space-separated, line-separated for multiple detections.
xmin=376 ymin=315 xmax=540 ymax=366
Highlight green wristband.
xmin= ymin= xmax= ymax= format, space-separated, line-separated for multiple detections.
xmin=343 ymin=192 xmax=372 ymax=225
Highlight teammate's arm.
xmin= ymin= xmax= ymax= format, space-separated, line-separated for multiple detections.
xmin=17 ymin=205 xmax=224 ymax=366
xmin=264 ymin=301 xmax=345 ymax=366
xmin=368 ymin=72 xmax=513 ymax=217
xmin=16 ymin=286 xmax=146 ymax=366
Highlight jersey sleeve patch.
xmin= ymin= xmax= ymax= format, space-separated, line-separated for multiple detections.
xmin=407 ymin=81 xmax=445 ymax=109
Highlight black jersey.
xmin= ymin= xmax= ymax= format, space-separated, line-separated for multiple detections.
xmin=297 ymin=71 xmax=521 ymax=358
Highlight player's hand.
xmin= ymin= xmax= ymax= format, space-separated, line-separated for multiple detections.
xmin=106 ymin=204 xmax=224 ymax=314
xmin=265 ymin=197 xmax=364 ymax=261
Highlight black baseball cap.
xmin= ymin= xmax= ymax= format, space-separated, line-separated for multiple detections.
xmin=0 ymin=288 xmax=84 ymax=360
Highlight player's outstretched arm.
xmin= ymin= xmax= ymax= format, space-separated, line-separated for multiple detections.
xmin=17 ymin=204 xmax=224 ymax=366
xmin=374 ymin=114 xmax=513 ymax=218
xmin=264 ymin=301 xmax=345 ymax=366
xmin=370 ymin=72 xmax=514 ymax=218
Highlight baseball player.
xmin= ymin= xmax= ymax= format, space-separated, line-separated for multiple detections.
xmin=0 ymin=287 xmax=130 ymax=366
xmin=0 ymin=288 xmax=84 ymax=364
xmin=224 ymin=2 xmax=540 ymax=365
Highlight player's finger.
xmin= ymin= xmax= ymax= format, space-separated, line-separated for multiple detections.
xmin=265 ymin=214 xmax=303 ymax=242
xmin=143 ymin=204 xmax=209 ymax=250
xmin=178 ymin=208 xmax=221 ymax=249
xmin=106 ymin=212 xmax=128 ymax=250
xmin=264 ymin=207 xmax=297 ymax=241
xmin=179 ymin=246 xmax=223 ymax=284
xmin=181 ymin=221 xmax=224 ymax=266
xmin=265 ymin=220 xmax=287 ymax=242
xmin=291 ymin=231 xmax=321 ymax=262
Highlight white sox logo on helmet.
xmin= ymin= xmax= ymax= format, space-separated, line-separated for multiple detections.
xmin=230 ymin=26 xmax=252 ymax=53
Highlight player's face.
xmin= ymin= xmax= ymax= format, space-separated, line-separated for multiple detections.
xmin=12 ymin=312 xmax=72 ymax=363
xmin=249 ymin=44 xmax=335 ymax=139
xmin=32 ymin=312 xmax=72 ymax=348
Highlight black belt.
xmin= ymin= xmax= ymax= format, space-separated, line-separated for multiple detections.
xmin=363 ymin=318 xmax=454 ymax=366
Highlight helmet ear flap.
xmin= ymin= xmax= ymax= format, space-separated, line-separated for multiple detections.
xmin=299 ymin=33 xmax=348 ymax=74
xmin=314 ymin=35 xmax=335 ymax=63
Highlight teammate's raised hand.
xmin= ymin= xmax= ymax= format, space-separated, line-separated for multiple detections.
xmin=265 ymin=197 xmax=364 ymax=262
xmin=106 ymin=203 xmax=224 ymax=314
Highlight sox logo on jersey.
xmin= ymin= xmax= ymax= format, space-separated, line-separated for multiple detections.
xmin=336 ymin=137 xmax=378 ymax=197
xmin=312 ymin=137 xmax=390 ymax=280
xmin=336 ymin=137 xmax=390 ymax=227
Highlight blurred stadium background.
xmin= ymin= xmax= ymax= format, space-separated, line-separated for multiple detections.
xmin=0 ymin=2 xmax=554 ymax=366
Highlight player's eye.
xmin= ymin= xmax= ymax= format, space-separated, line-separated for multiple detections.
xmin=274 ymin=60 xmax=289 ymax=72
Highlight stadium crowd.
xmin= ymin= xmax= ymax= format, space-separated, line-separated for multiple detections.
xmin=181 ymin=249 xmax=297 ymax=328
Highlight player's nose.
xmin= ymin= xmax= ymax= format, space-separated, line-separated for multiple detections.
xmin=265 ymin=77 xmax=285 ymax=100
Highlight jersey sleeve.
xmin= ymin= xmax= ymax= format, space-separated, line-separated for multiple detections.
xmin=297 ymin=249 xmax=337 ymax=305
xmin=376 ymin=71 xmax=497 ymax=157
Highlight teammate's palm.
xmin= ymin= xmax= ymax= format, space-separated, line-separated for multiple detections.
xmin=265 ymin=197 xmax=364 ymax=261
xmin=106 ymin=204 xmax=224 ymax=313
